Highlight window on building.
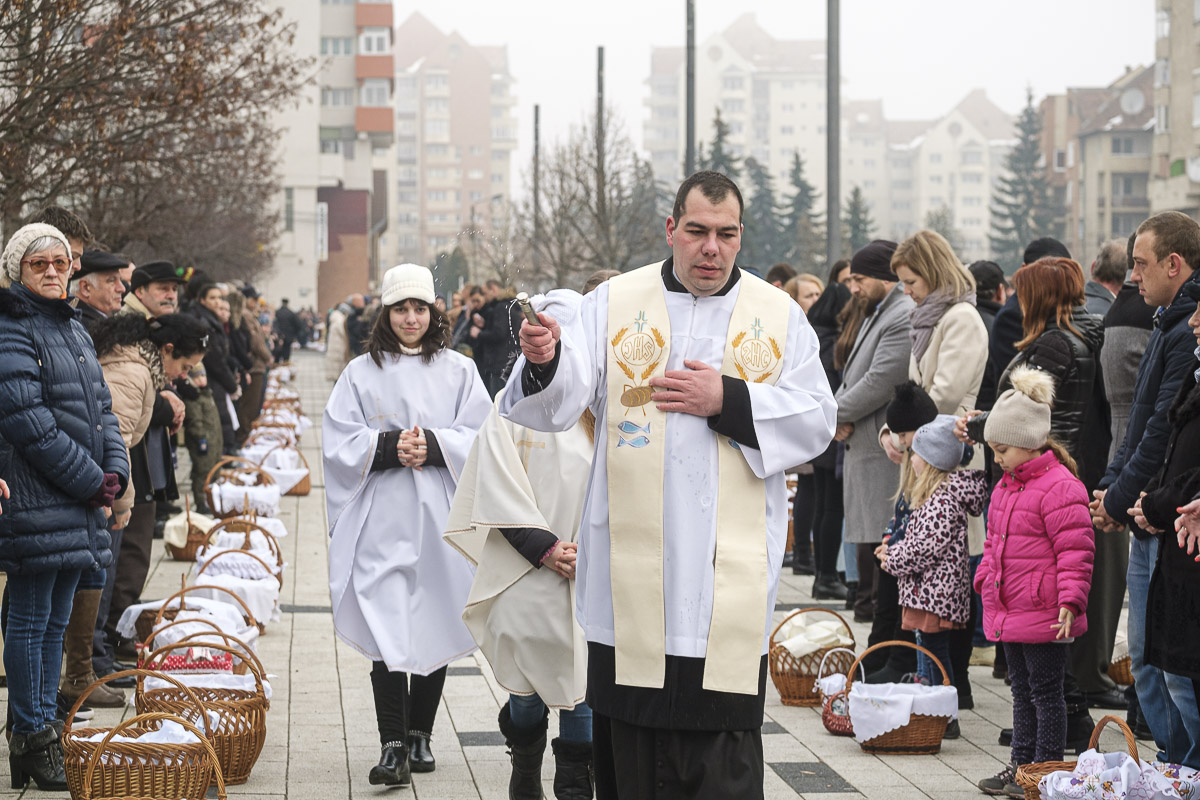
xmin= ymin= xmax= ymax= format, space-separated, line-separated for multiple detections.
xmin=864 ymin=180 xmax=876 ymax=189
xmin=425 ymin=75 xmax=449 ymax=90
xmin=961 ymin=150 xmax=983 ymax=165
xmin=780 ymin=125 xmax=793 ymax=135
xmin=782 ymin=103 xmax=794 ymax=112
xmin=1066 ymin=181 xmax=1073 ymax=204
xmin=428 ymin=190 xmax=447 ymax=202
xmin=1115 ymin=175 xmax=1136 ymax=196
xmin=961 ymin=172 xmax=983 ymax=184
xmin=284 ymin=188 xmax=294 ymax=232
xmin=730 ymin=122 xmax=744 ymax=134
xmin=469 ymin=191 xmax=483 ymax=202
xmin=320 ymin=87 xmax=353 ymax=106
xmin=1054 ymin=149 xmax=1066 ymax=171
xmin=426 ymin=143 xmax=448 ymax=156
xmin=426 ymin=97 xmax=449 ymax=113
xmin=963 ymin=196 xmax=982 ymax=207
xmin=1066 ymin=141 xmax=1075 ymax=167
xmin=929 ymin=153 xmax=942 ymax=164
xmin=467 ymin=169 xmax=484 ymax=180
xmin=320 ymin=138 xmax=342 ymax=155
xmin=360 ymin=79 xmax=389 ymax=107
xmin=426 ymin=119 xmax=449 ymax=137
xmin=891 ymin=179 xmax=912 ymax=190
xmin=722 ymin=76 xmax=744 ymax=91
xmin=1194 ymin=92 xmax=1200 ymax=127
xmin=1156 ymin=58 xmax=1172 ymax=88
xmin=1158 ymin=8 xmax=1171 ymax=39
xmin=320 ymin=37 xmax=353 ymax=55
xmin=1112 ymin=136 xmax=1135 ymax=154
xmin=722 ymin=98 xmax=744 ymax=113
xmin=492 ymin=150 xmax=507 ymax=161
xmin=1195 ymin=0 xmax=1200 ymax=22
xmin=492 ymin=173 xmax=505 ymax=184
xmin=962 ymin=218 xmax=982 ymax=227
xmin=359 ymin=27 xmax=389 ymax=54
xmin=1156 ymin=104 xmax=1170 ymax=134
xmin=864 ymin=159 xmax=877 ymax=168
xmin=491 ymin=106 xmax=505 ymax=118
xmin=397 ymin=191 xmax=417 ymax=205
xmin=930 ymin=174 xmax=943 ymax=184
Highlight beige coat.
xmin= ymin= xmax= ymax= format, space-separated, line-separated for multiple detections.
xmin=909 ymin=300 xmax=989 ymax=553
xmin=244 ymin=314 xmax=272 ymax=374
xmin=99 ymin=345 xmax=156 ymax=514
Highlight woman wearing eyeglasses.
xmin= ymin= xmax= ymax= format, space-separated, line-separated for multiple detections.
xmin=0 ymin=224 xmax=129 ymax=790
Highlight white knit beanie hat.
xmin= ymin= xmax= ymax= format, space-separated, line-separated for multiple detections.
xmin=984 ymin=365 xmax=1055 ymax=449
xmin=380 ymin=263 xmax=435 ymax=307
xmin=1 ymin=223 xmax=72 ymax=285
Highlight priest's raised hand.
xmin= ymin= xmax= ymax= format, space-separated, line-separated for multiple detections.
xmin=518 ymin=312 xmax=560 ymax=365
xmin=648 ymin=359 xmax=724 ymax=417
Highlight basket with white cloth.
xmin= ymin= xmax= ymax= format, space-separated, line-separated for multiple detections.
xmin=259 ymin=444 xmax=311 ymax=496
xmin=163 ymin=499 xmax=217 ymax=562
xmin=768 ymin=607 xmax=856 ymax=706
xmin=845 ymin=641 xmax=957 ymax=755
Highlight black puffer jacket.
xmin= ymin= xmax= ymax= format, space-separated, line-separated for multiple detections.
xmin=0 ymin=284 xmax=128 ymax=574
xmin=996 ymin=307 xmax=1111 ymax=491
xmin=806 ymin=283 xmax=850 ymax=470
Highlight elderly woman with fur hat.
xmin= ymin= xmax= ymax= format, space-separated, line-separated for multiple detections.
xmin=323 ymin=263 xmax=491 ymax=787
xmin=0 ymin=224 xmax=129 ymax=790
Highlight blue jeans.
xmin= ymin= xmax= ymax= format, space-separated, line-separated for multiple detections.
xmin=1164 ymin=673 xmax=1200 ymax=769
xmin=509 ymin=694 xmax=593 ymax=743
xmin=841 ymin=535 xmax=858 ymax=583
xmin=915 ymin=630 xmax=954 ymax=687
xmin=1129 ymin=534 xmax=1190 ymax=763
xmin=4 ymin=569 xmax=82 ymax=734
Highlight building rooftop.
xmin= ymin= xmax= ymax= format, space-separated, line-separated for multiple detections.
xmin=1077 ymin=64 xmax=1153 ymax=137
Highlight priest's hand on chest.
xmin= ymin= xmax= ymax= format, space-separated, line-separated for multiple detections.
xmin=648 ymin=359 xmax=724 ymax=417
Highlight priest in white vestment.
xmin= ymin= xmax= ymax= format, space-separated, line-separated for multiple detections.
xmin=323 ymin=264 xmax=491 ymax=788
xmin=499 ymin=173 xmax=837 ymax=799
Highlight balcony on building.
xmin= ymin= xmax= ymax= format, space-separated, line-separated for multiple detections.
xmin=355 ymin=1 xmax=393 ymax=28
xmin=356 ymin=106 xmax=393 ymax=134
xmin=356 ymin=55 xmax=393 ymax=80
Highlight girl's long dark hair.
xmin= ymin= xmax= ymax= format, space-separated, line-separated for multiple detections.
xmin=91 ymin=312 xmax=209 ymax=358
xmin=368 ymin=300 xmax=451 ymax=367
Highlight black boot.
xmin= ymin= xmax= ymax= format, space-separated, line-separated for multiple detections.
xmin=1066 ymin=708 xmax=1095 ymax=755
xmin=812 ymin=573 xmax=848 ymax=601
xmin=406 ymin=731 xmax=436 ymax=773
xmin=551 ymin=737 xmax=593 ymax=799
xmin=9 ymin=726 xmax=67 ymax=790
xmin=499 ymin=704 xmax=547 ymax=800
xmin=368 ymin=741 xmax=411 ymax=786
xmin=843 ymin=581 xmax=858 ymax=611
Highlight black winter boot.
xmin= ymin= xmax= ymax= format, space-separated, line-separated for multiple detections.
xmin=368 ymin=741 xmax=411 ymax=786
xmin=9 ymin=726 xmax=67 ymax=790
xmin=551 ymin=737 xmax=593 ymax=799
xmin=406 ymin=731 xmax=436 ymax=773
xmin=812 ymin=573 xmax=848 ymax=601
xmin=499 ymin=704 xmax=547 ymax=800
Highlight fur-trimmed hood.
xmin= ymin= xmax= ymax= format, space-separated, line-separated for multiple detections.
xmin=0 ymin=284 xmax=77 ymax=322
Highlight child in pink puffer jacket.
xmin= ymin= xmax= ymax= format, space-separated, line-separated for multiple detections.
xmin=973 ymin=366 xmax=1095 ymax=795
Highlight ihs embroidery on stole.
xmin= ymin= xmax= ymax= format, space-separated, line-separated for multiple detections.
xmin=610 ymin=310 xmax=666 ymax=444
xmin=731 ymin=316 xmax=782 ymax=385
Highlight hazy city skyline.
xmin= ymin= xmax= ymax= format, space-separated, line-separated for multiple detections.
xmin=409 ymin=0 xmax=1156 ymax=185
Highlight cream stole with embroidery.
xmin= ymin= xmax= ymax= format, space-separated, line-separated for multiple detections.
xmin=605 ymin=262 xmax=791 ymax=695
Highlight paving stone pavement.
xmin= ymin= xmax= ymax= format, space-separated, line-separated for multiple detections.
xmin=0 ymin=349 xmax=1152 ymax=799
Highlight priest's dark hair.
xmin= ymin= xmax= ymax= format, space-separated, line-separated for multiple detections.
xmin=672 ymin=170 xmax=744 ymax=224
xmin=367 ymin=298 xmax=451 ymax=367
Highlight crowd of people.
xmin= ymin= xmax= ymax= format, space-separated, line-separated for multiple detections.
xmin=0 ymin=206 xmax=293 ymax=790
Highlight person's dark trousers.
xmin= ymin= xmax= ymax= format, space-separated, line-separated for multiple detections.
xmin=854 ymin=544 xmax=878 ymax=619
xmin=950 ymin=594 xmax=976 ymax=706
xmin=1005 ymin=641 xmax=1069 ymax=764
xmin=864 ymin=568 xmax=915 ymax=675
xmin=4 ymin=568 xmax=83 ymax=734
xmin=104 ymin=502 xmax=157 ymax=647
xmin=811 ymin=467 xmax=844 ymax=575
xmin=592 ymin=710 xmax=764 ymax=800
xmin=1070 ymin=527 xmax=1130 ymax=693
xmin=369 ymin=662 xmax=448 ymax=744
xmin=277 ymin=338 xmax=294 ymax=363
xmin=791 ymin=472 xmax=814 ymax=569
xmin=93 ymin=522 xmax=123 ymax=674
xmin=915 ymin=630 xmax=954 ymax=687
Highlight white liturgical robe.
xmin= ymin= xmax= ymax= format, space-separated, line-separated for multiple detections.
xmin=324 ymin=350 xmax=492 ymax=674
xmin=499 ymin=265 xmax=837 ymax=667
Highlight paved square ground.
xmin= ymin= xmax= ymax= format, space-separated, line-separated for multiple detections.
xmin=0 ymin=349 xmax=1151 ymax=799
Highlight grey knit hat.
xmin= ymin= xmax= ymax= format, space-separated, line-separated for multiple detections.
xmin=911 ymin=414 xmax=965 ymax=472
xmin=984 ymin=366 xmax=1055 ymax=449
xmin=1 ymin=223 xmax=72 ymax=285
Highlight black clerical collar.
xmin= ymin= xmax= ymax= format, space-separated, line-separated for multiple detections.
xmin=661 ymin=257 xmax=741 ymax=297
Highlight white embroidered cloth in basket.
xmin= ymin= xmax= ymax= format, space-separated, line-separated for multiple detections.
xmin=116 ymin=597 xmax=249 ymax=640
xmin=193 ymin=549 xmax=283 ymax=581
xmin=188 ymin=574 xmax=280 ymax=624
xmin=148 ymin=617 xmax=260 ymax=654
xmin=1039 ymin=749 xmax=1183 ymax=800
xmin=75 ymin=715 xmax=221 ymax=747
xmin=142 ymin=672 xmax=273 ymax=701
xmin=162 ymin=509 xmax=218 ymax=551
xmin=210 ymin=483 xmax=281 ymax=517
xmin=847 ymin=682 xmax=958 ymax=743
xmin=775 ymin=617 xmax=852 ymax=659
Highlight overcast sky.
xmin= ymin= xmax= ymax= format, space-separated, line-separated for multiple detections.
xmin=407 ymin=0 xmax=1156 ymax=186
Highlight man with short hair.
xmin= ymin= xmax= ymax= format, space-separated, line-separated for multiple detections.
xmin=765 ymin=262 xmax=797 ymax=289
xmin=71 ymin=251 xmax=126 ymax=332
xmin=1092 ymin=211 xmax=1200 ymax=764
xmin=504 ymin=171 xmax=836 ymax=798
xmin=835 ymin=241 xmax=916 ymax=619
xmin=1087 ymin=239 xmax=1129 ymax=316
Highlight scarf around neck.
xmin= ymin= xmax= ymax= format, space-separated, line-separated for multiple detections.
xmin=910 ymin=289 xmax=976 ymax=363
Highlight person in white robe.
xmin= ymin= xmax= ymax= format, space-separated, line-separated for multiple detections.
xmin=500 ymin=172 xmax=837 ymax=800
xmin=323 ymin=263 xmax=491 ymax=788
xmin=445 ymin=275 xmax=615 ymax=800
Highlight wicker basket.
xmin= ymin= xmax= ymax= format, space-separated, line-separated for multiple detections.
xmin=818 ymin=647 xmax=861 ymax=737
xmin=201 ymin=519 xmax=284 ymax=573
xmin=137 ymin=582 xmax=261 ymax=643
xmin=768 ymin=607 xmax=856 ymax=707
xmin=845 ymin=641 xmax=953 ymax=755
xmin=196 ymin=547 xmax=283 ymax=590
xmin=203 ymin=457 xmax=276 ymax=519
xmin=1108 ymin=655 xmax=1134 ymax=687
xmin=64 ymin=670 xmax=224 ymax=800
xmin=138 ymin=640 xmax=270 ymax=785
xmin=142 ymin=618 xmax=249 ymax=676
xmin=1015 ymin=715 xmax=1139 ymax=800
xmin=262 ymin=444 xmax=311 ymax=496
xmin=166 ymin=496 xmax=216 ymax=562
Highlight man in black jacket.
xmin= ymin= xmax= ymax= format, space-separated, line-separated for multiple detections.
xmin=273 ymin=298 xmax=301 ymax=362
xmin=1092 ymin=211 xmax=1200 ymax=764
xmin=71 ymin=251 xmax=126 ymax=333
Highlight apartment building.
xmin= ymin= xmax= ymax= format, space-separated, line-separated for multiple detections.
xmin=1149 ymin=0 xmax=1200 ymax=217
xmin=390 ymin=12 xmax=517 ymax=280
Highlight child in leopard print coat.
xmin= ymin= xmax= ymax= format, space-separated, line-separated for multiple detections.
xmin=879 ymin=415 xmax=987 ymax=689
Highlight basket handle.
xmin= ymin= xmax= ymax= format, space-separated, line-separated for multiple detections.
xmin=195 ymin=547 xmax=277 ymax=578
xmin=1089 ymin=714 xmax=1139 ymax=759
xmin=769 ymin=606 xmax=854 ymax=648
xmin=146 ymin=616 xmax=227 ymax=649
xmin=64 ymin=669 xmax=213 ymax=740
xmin=203 ymin=519 xmax=281 ymax=563
xmin=845 ymin=640 xmax=951 ymax=690
xmin=80 ymin=712 xmax=226 ymax=800
xmin=203 ymin=455 xmax=274 ymax=489
xmin=262 ymin=443 xmax=310 ymax=471
xmin=153 ymin=583 xmax=259 ymax=631
xmin=817 ymin=646 xmax=863 ymax=683
xmin=165 ymin=630 xmax=265 ymax=681
xmin=141 ymin=638 xmax=266 ymax=698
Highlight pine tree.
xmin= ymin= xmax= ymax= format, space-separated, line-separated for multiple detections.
xmin=781 ymin=150 xmax=824 ymax=271
xmin=740 ymin=156 xmax=783 ymax=269
xmin=924 ymin=205 xmax=963 ymax=255
xmin=699 ymin=108 xmax=740 ymax=180
xmin=989 ymin=89 xmax=1053 ymax=270
xmin=842 ymin=185 xmax=876 ymax=254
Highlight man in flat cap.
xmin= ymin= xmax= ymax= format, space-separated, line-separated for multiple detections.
xmin=120 ymin=261 xmax=190 ymax=320
xmin=71 ymin=250 xmax=127 ymax=333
